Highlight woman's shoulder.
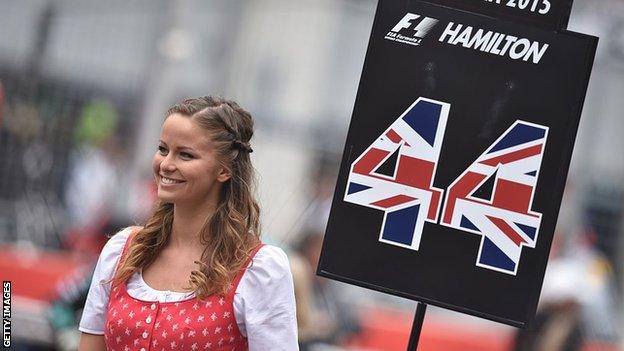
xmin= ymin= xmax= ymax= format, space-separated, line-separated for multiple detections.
xmin=254 ymin=244 xmax=289 ymax=267
xmin=235 ymin=244 xmax=295 ymax=316
xmin=105 ymin=225 xmax=140 ymax=246
xmin=245 ymin=244 xmax=292 ymax=281
xmin=88 ymin=226 xmax=142 ymax=290
xmin=98 ymin=226 xmax=141 ymax=263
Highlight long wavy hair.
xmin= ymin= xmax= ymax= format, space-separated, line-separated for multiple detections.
xmin=109 ymin=96 xmax=261 ymax=298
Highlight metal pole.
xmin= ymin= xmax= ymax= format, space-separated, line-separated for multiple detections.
xmin=407 ymin=302 xmax=427 ymax=351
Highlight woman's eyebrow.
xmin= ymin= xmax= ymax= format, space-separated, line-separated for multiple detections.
xmin=159 ymin=140 xmax=195 ymax=150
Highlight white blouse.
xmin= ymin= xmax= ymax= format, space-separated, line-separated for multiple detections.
xmin=78 ymin=228 xmax=298 ymax=351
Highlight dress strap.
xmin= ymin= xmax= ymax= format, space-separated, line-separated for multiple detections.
xmin=112 ymin=227 xmax=140 ymax=278
xmin=229 ymin=243 xmax=265 ymax=296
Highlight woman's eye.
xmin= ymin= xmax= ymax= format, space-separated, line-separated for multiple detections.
xmin=180 ymin=152 xmax=194 ymax=159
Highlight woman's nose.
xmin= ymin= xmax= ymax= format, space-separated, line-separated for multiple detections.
xmin=160 ymin=155 xmax=176 ymax=172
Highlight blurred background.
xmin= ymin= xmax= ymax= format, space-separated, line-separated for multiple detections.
xmin=0 ymin=0 xmax=622 ymax=350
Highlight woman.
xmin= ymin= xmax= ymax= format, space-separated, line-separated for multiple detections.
xmin=78 ymin=96 xmax=298 ymax=350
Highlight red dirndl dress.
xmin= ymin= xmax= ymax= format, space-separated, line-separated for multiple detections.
xmin=104 ymin=233 xmax=262 ymax=351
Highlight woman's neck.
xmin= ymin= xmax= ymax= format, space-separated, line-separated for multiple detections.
xmin=169 ymin=201 xmax=216 ymax=251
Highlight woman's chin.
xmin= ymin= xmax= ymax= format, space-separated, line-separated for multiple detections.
xmin=156 ymin=190 xmax=179 ymax=203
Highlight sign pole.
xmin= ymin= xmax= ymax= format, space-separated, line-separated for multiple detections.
xmin=407 ymin=302 xmax=428 ymax=350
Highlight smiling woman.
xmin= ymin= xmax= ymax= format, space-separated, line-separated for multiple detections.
xmin=77 ymin=96 xmax=298 ymax=351
xmin=153 ymin=114 xmax=230 ymax=209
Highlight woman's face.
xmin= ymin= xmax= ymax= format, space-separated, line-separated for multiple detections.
xmin=152 ymin=113 xmax=230 ymax=208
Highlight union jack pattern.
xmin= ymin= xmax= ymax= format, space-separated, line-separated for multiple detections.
xmin=441 ymin=120 xmax=548 ymax=274
xmin=344 ymin=97 xmax=449 ymax=250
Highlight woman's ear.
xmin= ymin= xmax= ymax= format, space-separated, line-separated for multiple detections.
xmin=217 ymin=166 xmax=232 ymax=183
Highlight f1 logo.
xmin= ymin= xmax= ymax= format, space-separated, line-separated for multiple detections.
xmin=390 ymin=13 xmax=439 ymax=38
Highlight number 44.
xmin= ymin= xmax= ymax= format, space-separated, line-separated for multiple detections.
xmin=344 ymin=97 xmax=548 ymax=275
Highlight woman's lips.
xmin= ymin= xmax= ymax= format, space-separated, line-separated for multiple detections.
xmin=160 ymin=176 xmax=185 ymax=185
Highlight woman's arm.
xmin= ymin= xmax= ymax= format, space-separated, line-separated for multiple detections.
xmin=78 ymin=332 xmax=106 ymax=351
xmin=235 ymin=246 xmax=299 ymax=351
xmin=77 ymin=228 xmax=134 ymax=347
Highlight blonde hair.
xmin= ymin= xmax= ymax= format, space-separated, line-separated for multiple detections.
xmin=110 ymin=96 xmax=261 ymax=298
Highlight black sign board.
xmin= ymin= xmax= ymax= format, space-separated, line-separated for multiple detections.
xmin=422 ymin=0 xmax=574 ymax=30
xmin=318 ymin=0 xmax=597 ymax=327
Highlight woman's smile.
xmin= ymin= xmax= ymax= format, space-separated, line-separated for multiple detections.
xmin=159 ymin=175 xmax=185 ymax=185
